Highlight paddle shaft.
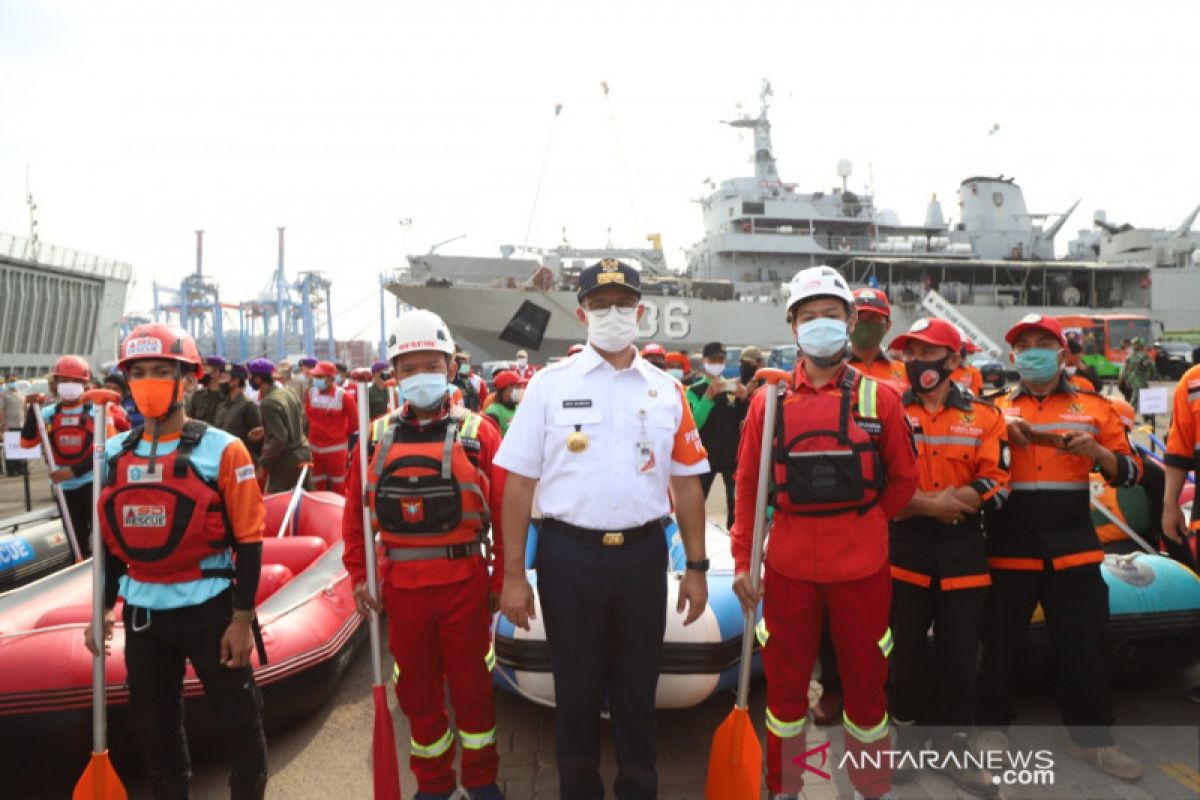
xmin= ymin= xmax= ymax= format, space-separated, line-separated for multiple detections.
xmin=274 ymin=465 xmax=310 ymax=537
xmin=32 ymin=402 xmax=84 ymax=562
xmin=736 ymin=381 xmax=780 ymax=709
xmin=1089 ymin=494 xmax=1156 ymax=555
xmin=90 ymin=401 xmax=109 ymax=752
xmin=354 ymin=379 xmax=387 ymax=687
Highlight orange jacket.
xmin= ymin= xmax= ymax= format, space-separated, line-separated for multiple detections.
xmin=1165 ymin=364 xmax=1200 ymax=533
xmin=849 ymin=350 xmax=907 ymax=391
xmin=950 ymin=364 xmax=984 ymax=397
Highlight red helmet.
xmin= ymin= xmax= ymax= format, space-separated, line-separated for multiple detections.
xmin=641 ymin=343 xmax=667 ymax=358
xmin=493 ymin=370 xmax=524 ymax=392
xmin=313 ymin=360 xmax=338 ymax=378
xmin=52 ymin=355 xmax=91 ymax=381
xmin=118 ymin=323 xmax=202 ymax=377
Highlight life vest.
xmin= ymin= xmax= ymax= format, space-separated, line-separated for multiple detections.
xmin=99 ymin=421 xmax=235 ymax=583
xmin=772 ymin=368 xmax=884 ymax=517
xmin=49 ymin=402 xmax=95 ymax=468
xmin=367 ymin=411 xmax=490 ymax=549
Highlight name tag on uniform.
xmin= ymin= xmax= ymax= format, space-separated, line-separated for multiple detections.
xmin=127 ymin=465 xmax=163 ymax=484
xmin=562 ymin=399 xmax=592 ymax=409
xmin=60 ymin=415 xmax=82 ymax=427
xmin=857 ymin=419 xmax=882 ymax=436
xmin=636 ymin=438 xmax=657 ymax=474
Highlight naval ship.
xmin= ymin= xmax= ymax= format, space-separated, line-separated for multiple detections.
xmin=388 ymin=83 xmax=1200 ymax=361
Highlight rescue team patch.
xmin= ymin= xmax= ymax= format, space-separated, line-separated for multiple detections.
xmin=562 ymin=399 xmax=593 ymax=409
xmin=122 ymin=505 xmax=167 ymax=527
xmin=402 ymin=499 xmax=425 ymax=524
xmin=57 ymin=433 xmax=84 ymax=448
xmin=235 ymin=464 xmax=256 ymax=483
xmin=127 ymin=465 xmax=163 ymax=484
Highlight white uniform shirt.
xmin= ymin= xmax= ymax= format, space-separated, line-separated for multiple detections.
xmin=495 ymin=345 xmax=710 ymax=529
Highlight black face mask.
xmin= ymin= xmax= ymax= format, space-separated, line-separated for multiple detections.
xmin=249 ymin=377 xmax=261 ymax=392
xmin=199 ymin=374 xmax=211 ymax=387
xmin=905 ymin=355 xmax=954 ymax=393
xmin=739 ymin=363 xmax=757 ymax=383
xmin=219 ymin=383 xmax=232 ymax=396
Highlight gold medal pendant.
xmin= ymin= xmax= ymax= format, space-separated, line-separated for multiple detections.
xmin=567 ymin=429 xmax=589 ymax=453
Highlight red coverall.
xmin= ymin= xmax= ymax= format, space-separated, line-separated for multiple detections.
xmin=343 ymin=405 xmax=506 ymax=796
xmin=733 ymin=365 xmax=918 ymax=797
xmin=304 ymin=385 xmax=357 ymax=493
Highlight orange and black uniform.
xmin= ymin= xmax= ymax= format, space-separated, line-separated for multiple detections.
xmin=849 ymin=350 xmax=907 ymax=389
xmin=890 ymin=384 xmax=1008 ymax=730
xmin=1166 ymin=365 xmax=1200 ymax=535
xmin=343 ymin=404 xmax=505 ymax=796
xmin=949 ymin=364 xmax=984 ymax=397
xmin=976 ymin=374 xmax=1140 ymax=746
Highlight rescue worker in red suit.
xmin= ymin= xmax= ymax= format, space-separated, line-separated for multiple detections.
xmin=732 ymin=266 xmax=918 ymax=800
xmin=84 ymin=323 xmax=268 ymax=799
xmin=304 ymin=360 xmax=357 ymax=493
xmin=976 ymin=314 xmax=1144 ymax=781
xmin=887 ymin=318 xmax=1009 ymax=796
xmin=20 ymin=354 xmax=116 ymax=559
xmin=344 ymin=309 xmax=506 ymax=800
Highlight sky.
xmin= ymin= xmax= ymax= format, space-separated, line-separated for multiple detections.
xmin=2 ymin=0 xmax=1198 ymax=344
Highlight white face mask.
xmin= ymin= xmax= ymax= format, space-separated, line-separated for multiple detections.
xmin=57 ymin=382 xmax=85 ymax=401
xmin=515 ymin=358 xmax=528 ymax=369
xmin=703 ymin=362 xmax=725 ymax=377
xmin=511 ymin=388 xmax=524 ymax=403
xmin=585 ymin=307 xmax=639 ymax=353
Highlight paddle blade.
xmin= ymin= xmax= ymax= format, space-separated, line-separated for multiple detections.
xmin=371 ymin=684 xmax=402 ymax=800
xmin=73 ymin=752 xmax=127 ymax=800
xmin=705 ymin=706 xmax=762 ymax=800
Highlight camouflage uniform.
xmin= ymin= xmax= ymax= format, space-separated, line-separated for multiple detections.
xmin=1120 ymin=343 xmax=1156 ymax=409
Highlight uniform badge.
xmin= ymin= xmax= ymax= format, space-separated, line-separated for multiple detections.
xmin=402 ymin=499 xmax=425 ymax=524
xmin=567 ymin=430 xmax=589 ymax=453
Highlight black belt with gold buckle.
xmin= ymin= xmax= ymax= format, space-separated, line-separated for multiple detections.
xmin=542 ymin=518 xmax=662 ymax=547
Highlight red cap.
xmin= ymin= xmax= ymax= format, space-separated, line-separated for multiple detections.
xmin=889 ymin=318 xmax=962 ymax=352
xmin=1004 ymin=314 xmax=1067 ymax=348
xmin=853 ymin=287 xmax=891 ymax=318
xmin=313 ymin=360 xmax=337 ymax=378
xmin=493 ymin=370 xmax=524 ymax=391
xmin=641 ymin=343 xmax=667 ymax=358
xmin=962 ymin=339 xmax=982 ymax=354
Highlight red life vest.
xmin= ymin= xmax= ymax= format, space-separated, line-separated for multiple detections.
xmin=367 ymin=411 xmax=490 ymax=549
xmin=772 ymin=368 xmax=885 ymax=517
xmin=99 ymin=421 xmax=235 ymax=583
xmin=49 ymin=402 xmax=95 ymax=468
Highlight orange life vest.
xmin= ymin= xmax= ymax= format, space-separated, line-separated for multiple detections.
xmin=100 ymin=421 xmax=235 ymax=583
xmin=367 ymin=412 xmax=490 ymax=549
xmin=772 ymin=369 xmax=884 ymax=517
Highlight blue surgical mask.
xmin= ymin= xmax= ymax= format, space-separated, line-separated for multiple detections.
xmin=667 ymin=368 xmax=684 ymax=381
xmin=313 ymin=377 xmax=328 ymax=391
xmin=458 ymin=363 xmax=471 ymax=377
xmin=1014 ymin=348 xmax=1062 ymax=384
xmin=795 ymin=317 xmax=849 ymax=363
xmin=401 ymin=372 xmax=449 ymax=409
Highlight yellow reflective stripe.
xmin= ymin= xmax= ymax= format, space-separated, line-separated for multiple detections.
xmin=843 ymin=711 xmax=890 ymax=744
xmin=485 ymin=645 xmax=496 ymax=673
xmin=858 ymin=378 xmax=878 ymax=419
xmin=755 ymin=618 xmax=770 ymax=647
xmin=877 ymin=627 xmax=894 ymax=658
xmin=459 ymin=727 xmax=496 ymax=750
xmin=392 ymin=663 xmax=400 ymax=682
xmin=765 ymin=708 xmax=807 ymax=739
xmin=410 ymin=729 xmax=453 ymax=759
xmin=370 ymin=417 xmax=388 ymax=443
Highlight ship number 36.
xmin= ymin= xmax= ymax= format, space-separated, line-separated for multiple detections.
xmin=637 ymin=300 xmax=691 ymax=340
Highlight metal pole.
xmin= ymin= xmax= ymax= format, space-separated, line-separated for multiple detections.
xmin=90 ymin=400 xmax=109 ymax=752
xmin=354 ymin=377 xmax=386 ymax=687
xmin=379 ymin=274 xmax=387 ymax=361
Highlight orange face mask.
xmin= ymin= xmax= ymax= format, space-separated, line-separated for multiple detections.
xmin=130 ymin=378 xmax=184 ymax=419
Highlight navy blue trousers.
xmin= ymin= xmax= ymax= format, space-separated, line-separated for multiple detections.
xmin=537 ymin=521 xmax=668 ymax=800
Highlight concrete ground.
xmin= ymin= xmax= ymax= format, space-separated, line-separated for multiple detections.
xmin=4 ymin=425 xmax=1200 ymax=798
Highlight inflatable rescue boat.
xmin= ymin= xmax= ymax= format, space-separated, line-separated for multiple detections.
xmin=0 ymin=490 xmax=364 ymax=757
xmin=493 ymin=518 xmax=761 ymax=709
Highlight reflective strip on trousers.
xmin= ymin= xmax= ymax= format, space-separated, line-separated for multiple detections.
xmin=309 ymin=442 xmax=347 ymax=454
xmin=410 ymin=728 xmax=454 ymax=759
xmin=459 ymin=727 xmax=497 ymax=751
xmin=1010 ymin=481 xmax=1090 ymax=491
xmin=485 ymin=644 xmax=496 ymax=673
xmin=765 ymin=708 xmax=807 ymax=739
xmin=843 ymin=711 xmax=890 ymax=744
xmin=877 ymin=627 xmax=894 ymax=658
xmin=755 ymin=618 xmax=769 ymax=647
xmin=392 ymin=663 xmax=400 ymax=682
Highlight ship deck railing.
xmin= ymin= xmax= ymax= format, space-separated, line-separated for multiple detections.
xmin=0 ymin=231 xmax=132 ymax=282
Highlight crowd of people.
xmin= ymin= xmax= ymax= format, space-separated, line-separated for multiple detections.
xmin=3 ymin=256 xmax=1198 ymax=800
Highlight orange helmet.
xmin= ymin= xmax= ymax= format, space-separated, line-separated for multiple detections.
xmin=313 ymin=360 xmax=338 ymax=378
xmin=1110 ymin=397 xmax=1136 ymax=430
xmin=118 ymin=323 xmax=202 ymax=377
xmin=52 ymin=355 xmax=91 ymax=381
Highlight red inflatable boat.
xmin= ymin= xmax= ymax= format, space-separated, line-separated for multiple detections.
xmin=0 ymin=490 xmax=363 ymax=757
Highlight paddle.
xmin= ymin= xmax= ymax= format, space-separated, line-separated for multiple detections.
xmin=706 ymin=368 xmax=790 ymax=800
xmin=74 ymin=388 xmax=127 ymax=800
xmin=273 ymin=464 xmax=310 ymax=537
xmin=352 ymin=369 xmax=402 ymax=799
xmin=31 ymin=399 xmax=84 ymax=562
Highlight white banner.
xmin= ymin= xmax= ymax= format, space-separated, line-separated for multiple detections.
xmin=1137 ymin=386 xmax=1170 ymax=415
xmin=3 ymin=431 xmax=40 ymax=460
xmin=920 ymin=289 xmax=1005 ymax=360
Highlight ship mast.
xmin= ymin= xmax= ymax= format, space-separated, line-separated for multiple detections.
xmin=727 ymin=79 xmax=780 ymax=183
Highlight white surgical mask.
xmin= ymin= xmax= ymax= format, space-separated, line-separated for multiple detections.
xmin=515 ymin=358 xmax=528 ymax=369
xmin=511 ymin=388 xmax=524 ymax=403
xmin=667 ymin=368 xmax=684 ymax=381
xmin=585 ymin=307 xmax=639 ymax=353
xmin=703 ymin=362 xmax=725 ymax=378
xmin=57 ymin=382 xmax=85 ymax=401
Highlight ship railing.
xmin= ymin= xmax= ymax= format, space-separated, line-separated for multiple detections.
xmin=0 ymin=231 xmax=133 ymax=282
xmin=729 ymin=226 xmax=962 ymax=255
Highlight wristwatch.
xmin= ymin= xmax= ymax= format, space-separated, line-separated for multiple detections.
xmin=685 ymin=558 xmax=710 ymax=573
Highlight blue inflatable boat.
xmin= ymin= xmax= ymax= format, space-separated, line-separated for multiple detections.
xmin=492 ymin=518 xmax=762 ymax=709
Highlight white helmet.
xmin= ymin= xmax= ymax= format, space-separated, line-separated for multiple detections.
xmin=785 ymin=266 xmax=854 ymax=316
xmin=387 ymin=309 xmax=455 ymax=360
